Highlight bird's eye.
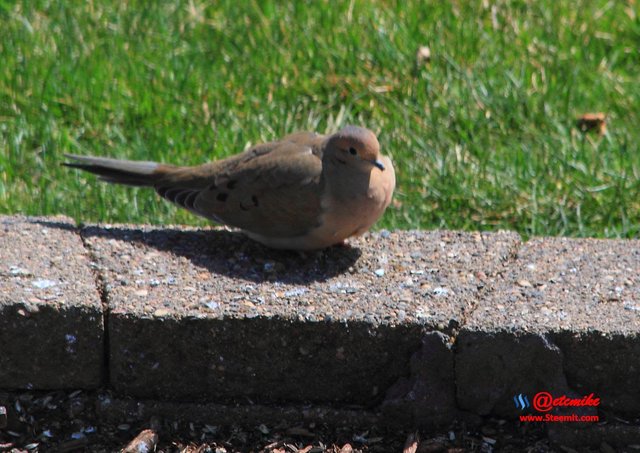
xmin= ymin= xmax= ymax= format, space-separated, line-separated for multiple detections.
xmin=349 ymin=147 xmax=357 ymax=155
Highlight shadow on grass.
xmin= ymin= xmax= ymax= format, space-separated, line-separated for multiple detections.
xmin=34 ymin=219 xmax=361 ymax=284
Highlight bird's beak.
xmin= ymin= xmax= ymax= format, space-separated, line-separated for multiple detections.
xmin=372 ymin=159 xmax=385 ymax=171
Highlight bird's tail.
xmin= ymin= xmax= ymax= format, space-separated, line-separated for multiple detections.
xmin=63 ymin=154 xmax=175 ymax=186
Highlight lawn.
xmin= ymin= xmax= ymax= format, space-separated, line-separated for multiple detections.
xmin=1 ymin=0 xmax=638 ymax=238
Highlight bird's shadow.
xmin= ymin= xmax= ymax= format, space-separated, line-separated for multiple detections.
xmin=35 ymin=219 xmax=361 ymax=284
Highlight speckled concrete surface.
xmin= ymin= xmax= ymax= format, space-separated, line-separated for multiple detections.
xmin=466 ymin=237 xmax=640 ymax=332
xmin=457 ymin=237 xmax=640 ymax=417
xmin=80 ymin=225 xmax=519 ymax=327
xmin=0 ymin=216 xmax=103 ymax=388
xmin=79 ymin=223 xmax=519 ymax=425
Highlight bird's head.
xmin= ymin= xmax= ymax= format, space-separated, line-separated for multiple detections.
xmin=324 ymin=126 xmax=385 ymax=171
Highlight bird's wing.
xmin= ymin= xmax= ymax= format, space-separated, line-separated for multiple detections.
xmin=155 ymin=134 xmax=326 ymax=238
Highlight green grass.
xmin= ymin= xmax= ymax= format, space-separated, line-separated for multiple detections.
xmin=1 ymin=0 xmax=639 ymax=238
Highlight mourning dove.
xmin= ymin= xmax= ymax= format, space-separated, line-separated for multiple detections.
xmin=64 ymin=126 xmax=395 ymax=250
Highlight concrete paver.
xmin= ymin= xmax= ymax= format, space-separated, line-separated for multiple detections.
xmin=81 ymin=223 xmax=519 ymax=426
xmin=0 ymin=216 xmax=103 ymax=388
xmin=456 ymin=237 xmax=640 ymax=416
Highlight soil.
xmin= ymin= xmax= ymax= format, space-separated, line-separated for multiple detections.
xmin=0 ymin=390 xmax=561 ymax=453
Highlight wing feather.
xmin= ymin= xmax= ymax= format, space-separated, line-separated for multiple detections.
xmin=152 ymin=134 xmax=326 ymax=238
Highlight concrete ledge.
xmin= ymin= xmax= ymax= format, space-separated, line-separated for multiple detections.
xmin=1 ymin=215 xmax=639 ymax=431
xmin=0 ymin=216 xmax=103 ymax=389
xmin=79 ymin=224 xmax=518 ymax=426
xmin=457 ymin=237 xmax=640 ymax=417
